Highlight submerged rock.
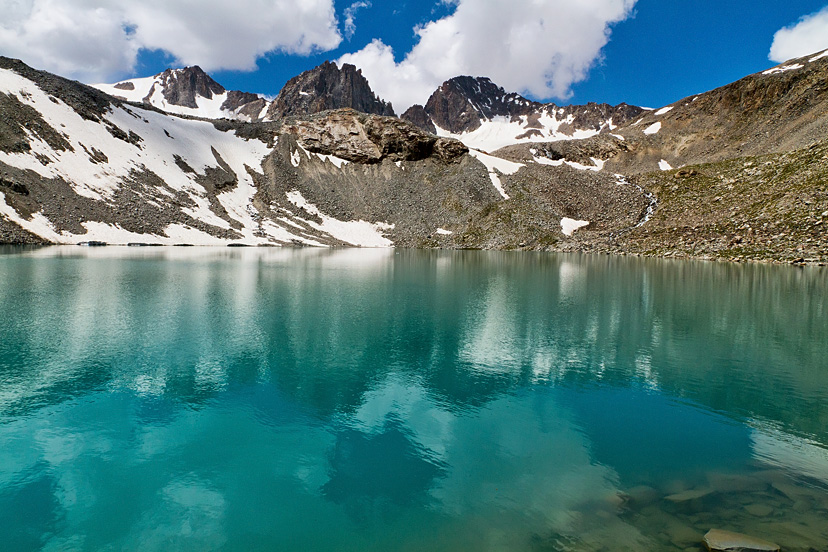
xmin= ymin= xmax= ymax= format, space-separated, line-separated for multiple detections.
xmin=666 ymin=488 xmax=714 ymax=502
xmin=703 ymin=529 xmax=780 ymax=552
xmin=744 ymin=503 xmax=774 ymax=517
xmin=625 ymin=485 xmax=660 ymax=507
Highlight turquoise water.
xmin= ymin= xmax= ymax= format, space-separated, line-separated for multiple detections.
xmin=0 ymin=247 xmax=826 ymax=551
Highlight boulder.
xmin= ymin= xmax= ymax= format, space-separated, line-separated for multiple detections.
xmin=666 ymin=488 xmax=713 ymax=502
xmin=703 ymin=529 xmax=780 ymax=552
xmin=282 ymin=109 xmax=467 ymax=164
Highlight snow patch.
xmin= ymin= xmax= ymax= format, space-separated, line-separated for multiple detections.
xmin=469 ymin=149 xmax=524 ymax=199
xmin=762 ymin=63 xmax=804 ymax=75
xmin=560 ymin=218 xmax=589 ymax=236
xmin=810 ymin=50 xmax=828 ymax=62
xmin=314 ymin=152 xmax=349 ymax=168
xmin=564 ymin=158 xmax=604 ymax=172
xmin=290 ymin=150 xmax=301 ymax=167
xmin=654 ymin=106 xmax=674 ymax=116
xmin=643 ymin=122 xmax=662 ymax=135
xmin=533 ymin=155 xmax=603 ymax=172
xmin=436 ymin=228 xmax=453 ymax=235
xmin=533 ymin=157 xmax=565 ymax=167
xmin=285 ymin=190 xmax=393 ymax=247
xmin=433 ymin=109 xmax=607 ymax=151
xmin=658 ymin=159 xmax=673 ymax=171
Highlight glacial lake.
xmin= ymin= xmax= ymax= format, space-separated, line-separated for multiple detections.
xmin=0 ymin=246 xmax=826 ymax=551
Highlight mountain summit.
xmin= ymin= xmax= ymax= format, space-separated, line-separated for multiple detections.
xmin=403 ymin=76 xmax=644 ymax=150
xmin=266 ymin=61 xmax=395 ymax=120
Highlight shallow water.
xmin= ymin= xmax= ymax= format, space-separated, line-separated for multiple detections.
xmin=0 ymin=247 xmax=826 ymax=551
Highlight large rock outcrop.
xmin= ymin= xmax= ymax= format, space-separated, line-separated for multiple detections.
xmin=703 ymin=529 xmax=780 ymax=552
xmin=281 ymin=108 xmax=466 ymax=163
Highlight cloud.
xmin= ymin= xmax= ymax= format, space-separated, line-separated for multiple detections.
xmin=0 ymin=0 xmax=342 ymax=82
xmin=339 ymin=0 xmax=637 ymax=113
xmin=343 ymin=1 xmax=371 ymax=40
xmin=769 ymin=6 xmax=828 ymax=63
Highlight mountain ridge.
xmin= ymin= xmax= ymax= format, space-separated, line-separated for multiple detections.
xmin=92 ymin=62 xmax=646 ymax=149
xmin=1 ymin=50 xmax=827 ymax=264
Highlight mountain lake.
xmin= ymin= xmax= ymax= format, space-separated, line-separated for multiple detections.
xmin=0 ymin=246 xmax=826 ymax=551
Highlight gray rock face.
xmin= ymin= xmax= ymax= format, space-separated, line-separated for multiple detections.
xmin=282 ymin=108 xmax=466 ymax=164
xmin=423 ymin=76 xmax=526 ymax=133
xmin=400 ymin=104 xmax=436 ymax=134
xmin=267 ymin=61 xmax=394 ymax=120
xmin=154 ymin=66 xmax=226 ymax=109
xmin=221 ymin=90 xmax=268 ymax=120
xmin=703 ymin=529 xmax=780 ymax=552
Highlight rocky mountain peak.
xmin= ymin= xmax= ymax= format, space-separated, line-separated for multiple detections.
xmin=403 ymin=74 xmax=645 ymax=145
xmin=154 ymin=66 xmax=226 ymax=109
xmin=267 ymin=61 xmax=394 ymax=120
xmin=419 ymin=76 xmax=541 ymax=133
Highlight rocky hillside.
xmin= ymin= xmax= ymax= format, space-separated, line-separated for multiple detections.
xmin=485 ymin=49 xmax=828 ymax=263
xmin=1 ymin=50 xmax=827 ymax=264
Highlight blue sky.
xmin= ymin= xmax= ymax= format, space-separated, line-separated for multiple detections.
xmin=3 ymin=0 xmax=828 ymax=112
xmin=568 ymin=0 xmax=828 ymax=106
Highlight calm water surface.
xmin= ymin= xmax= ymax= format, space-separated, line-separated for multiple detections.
xmin=0 ymin=247 xmax=826 ymax=551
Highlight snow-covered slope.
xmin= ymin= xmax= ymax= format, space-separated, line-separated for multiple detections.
xmin=0 ymin=60 xmax=396 ymax=246
xmin=93 ymin=67 xmax=269 ymax=122
xmin=95 ymin=76 xmax=233 ymax=119
xmin=433 ymin=108 xmax=615 ymax=152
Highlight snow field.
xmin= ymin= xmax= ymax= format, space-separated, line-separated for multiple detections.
xmin=3 ymin=68 xmax=383 ymax=246
xmin=434 ymin=108 xmax=614 ymax=152
xmin=285 ymin=191 xmax=394 ymax=247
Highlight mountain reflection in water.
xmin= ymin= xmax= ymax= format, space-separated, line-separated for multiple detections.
xmin=0 ymin=247 xmax=826 ymax=551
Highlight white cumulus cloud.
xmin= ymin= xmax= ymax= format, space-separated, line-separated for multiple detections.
xmin=0 ymin=0 xmax=343 ymax=82
xmin=339 ymin=0 xmax=637 ymax=113
xmin=769 ymin=6 xmax=828 ymax=63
